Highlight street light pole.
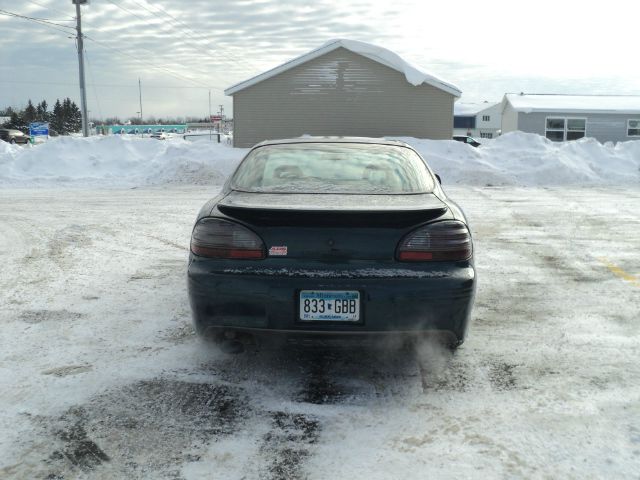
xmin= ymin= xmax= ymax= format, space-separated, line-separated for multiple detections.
xmin=72 ymin=0 xmax=89 ymax=137
xmin=138 ymin=78 xmax=143 ymax=123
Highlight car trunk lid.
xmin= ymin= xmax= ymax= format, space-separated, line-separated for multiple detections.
xmin=216 ymin=191 xmax=448 ymax=261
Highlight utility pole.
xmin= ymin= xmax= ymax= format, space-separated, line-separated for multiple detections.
xmin=72 ymin=0 xmax=89 ymax=137
xmin=208 ymin=90 xmax=212 ymax=140
xmin=138 ymin=78 xmax=143 ymax=123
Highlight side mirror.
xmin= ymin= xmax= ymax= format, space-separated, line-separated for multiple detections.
xmin=435 ymin=174 xmax=442 ymax=185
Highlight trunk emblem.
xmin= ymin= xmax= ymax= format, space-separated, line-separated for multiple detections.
xmin=269 ymin=245 xmax=288 ymax=256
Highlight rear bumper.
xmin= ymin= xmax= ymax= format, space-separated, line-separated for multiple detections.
xmin=188 ymin=259 xmax=476 ymax=342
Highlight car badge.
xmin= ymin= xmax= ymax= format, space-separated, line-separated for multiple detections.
xmin=269 ymin=245 xmax=288 ymax=256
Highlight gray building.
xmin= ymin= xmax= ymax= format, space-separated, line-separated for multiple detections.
xmin=225 ymin=39 xmax=462 ymax=147
xmin=501 ymin=93 xmax=640 ymax=143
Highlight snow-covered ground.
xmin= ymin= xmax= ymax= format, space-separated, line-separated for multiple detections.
xmin=0 ymin=135 xmax=639 ymax=478
xmin=1 ymin=132 xmax=639 ymax=188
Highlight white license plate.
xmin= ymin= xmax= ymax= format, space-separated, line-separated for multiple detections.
xmin=299 ymin=290 xmax=360 ymax=321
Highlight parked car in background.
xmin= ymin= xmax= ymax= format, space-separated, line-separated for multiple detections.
xmin=150 ymin=132 xmax=167 ymax=140
xmin=0 ymin=129 xmax=30 ymax=144
xmin=453 ymin=135 xmax=481 ymax=147
xmin=188 ymin=137 xmax=476 ymax=353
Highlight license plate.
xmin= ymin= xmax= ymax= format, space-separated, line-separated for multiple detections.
xmin=299 ymin=290 xmax=360 ymax=321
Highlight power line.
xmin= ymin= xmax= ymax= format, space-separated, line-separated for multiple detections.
xmin=0 ymin=79 xmax=214 ymax=89
xmin=104 ymin=0 xmax=150 ymax=24
xmin=0 ymin=8 xmax=76 ymax=34
xmin=101 ymin=0 xmax=255 ymax=86
xmin=0 ymin=6 xmax=223 ymax=91
xmin=87 ymin=2 xmax=229 ymax=85
xmin=125 ymin=0 xmax=260 ymax=73
xmin=24 ymin=0 xmax=75 ymax=19
xmin=82 ymin=33 xmax=220 ymax=90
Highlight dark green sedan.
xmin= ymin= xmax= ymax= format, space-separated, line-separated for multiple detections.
xmin=188 ymin=137 xmax=476 ymax=352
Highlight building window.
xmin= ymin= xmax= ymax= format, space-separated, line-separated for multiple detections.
xmin=482 ymin=115 xmax=490 ymax=122
xmin=480 ymin=132 xmax=493 ymax=139
xmin=628 ymin=119 xmax=640 ymax=137
xmin=454 ymin=116 xmax=475 ymax=129
xmin=545 ymin=117 xmax=586 ymax=141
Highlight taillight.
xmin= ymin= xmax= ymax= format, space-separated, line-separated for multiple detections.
xmin=397 ymin=220 xmax=472 ymax=262
xmin=190 ymin=218 xmax=265 ymax=259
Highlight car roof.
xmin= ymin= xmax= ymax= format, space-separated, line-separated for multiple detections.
xmin=251 ymin=136 xmax=414 ymax=149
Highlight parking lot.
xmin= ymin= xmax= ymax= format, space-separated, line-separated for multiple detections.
xmin=0 ymin=185 xmax=638 ymax=479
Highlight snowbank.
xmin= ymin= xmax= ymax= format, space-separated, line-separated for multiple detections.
xmin=321 ymin=39 xmax=461 ymax=96
xmin=0 ymin=135 xmax=245 ymax=187
xmin=0 ymin=132 xmax=638 ymax=188
xmin=397 ymin=132 xmax=640 ymax=186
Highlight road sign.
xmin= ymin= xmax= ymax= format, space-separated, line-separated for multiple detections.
xmin=210 ymin=115 xmax=222 ymax=122
xmin=29 ymin=122 xmax=49 ymax=137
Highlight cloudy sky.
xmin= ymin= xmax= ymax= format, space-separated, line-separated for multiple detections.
xmin=1 ymin=0 xmax=639 ymax=121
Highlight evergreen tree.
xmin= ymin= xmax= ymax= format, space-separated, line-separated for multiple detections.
xmin=24 ymin=99 xmax=36 ymax=124
xmin=8 ymin=111 xmax=26 ymax=131
xmin=65 ymin=99 xmax=82 ymax=133
xmin=56 ymin=98 xmax=80 ymax=134
xmin=36 ymin=100 xmax=49 ymax=122
xmin=51 ymin=99 xmax=64 ymax=134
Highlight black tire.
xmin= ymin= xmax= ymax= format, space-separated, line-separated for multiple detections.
xmin=10 ymin=138 xmax=16 ymax=144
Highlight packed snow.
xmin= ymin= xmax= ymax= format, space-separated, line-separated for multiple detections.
xmin=320 ymin=39 xmax=461 ymax=95
xmin=0 ymin=132 xmax=639 ymax=188
xmin=224 ymin=39 xmax=461 ymax=97
xmin=0 ymin=135 xmax=239 ymax=187
xmin=1 ymin=133 xmax=639 ymax=478
xmin=1 ymin=186 xmax=638 ymax=479
xmin=504 ymin=93 xmax=640 ymax=114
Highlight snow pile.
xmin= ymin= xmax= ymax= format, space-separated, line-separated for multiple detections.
xmin=505 ymin=93 xmax=640 ymax=114
xmin=225 ymin=39 xmax=461 ymax=98
xmin=0 ymin=135 xmax=245 ymax=187
xmin=398 ymin=132 xmax=640 ymax=186
xmin=0 ymin=132 xmax=638 ymax=188
xmin=322 ymin=39 xmax=461 ymax=96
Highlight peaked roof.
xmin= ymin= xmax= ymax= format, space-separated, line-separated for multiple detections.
xmin=225 ymin=39 xmax=462 ymax=97
xmin=454 ymin=102 xmax=500 ymax=116
xmin=504 ymin=93 xmax=640 ymax=114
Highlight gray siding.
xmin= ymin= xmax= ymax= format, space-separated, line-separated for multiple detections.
xmin=515 ymin=111 xmax=639 ymax=143
xmin=501 ymin=102 xmax=519 ymax=133
xmin=232 ymin=48 xmax=455 ymax=147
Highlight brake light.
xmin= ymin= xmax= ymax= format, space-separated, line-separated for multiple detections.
xmin=190 ymin=218 xmax=265 ymax=259
xmin=397 ymin=220 xmax=472 ymax=262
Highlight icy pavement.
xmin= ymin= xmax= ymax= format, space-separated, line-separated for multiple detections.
xmin=0 ymin=186 xmax=639 ymax=479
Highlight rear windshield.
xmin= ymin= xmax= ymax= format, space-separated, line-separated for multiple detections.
xmin=230 ymin=143 xmax=435 ymax=194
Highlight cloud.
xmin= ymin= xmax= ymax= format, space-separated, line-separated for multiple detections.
xmin=1 ymin=0 xmax=638 ymax=118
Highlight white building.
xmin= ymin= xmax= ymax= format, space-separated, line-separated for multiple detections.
xmin=453 ymin=101 xmax=502 ymax=139
xmin=501 ymin=93 xmax=640 ymax=143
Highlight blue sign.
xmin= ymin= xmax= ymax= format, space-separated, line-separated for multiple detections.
xmin=29 ymin=122 xmax=49 ymax=136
